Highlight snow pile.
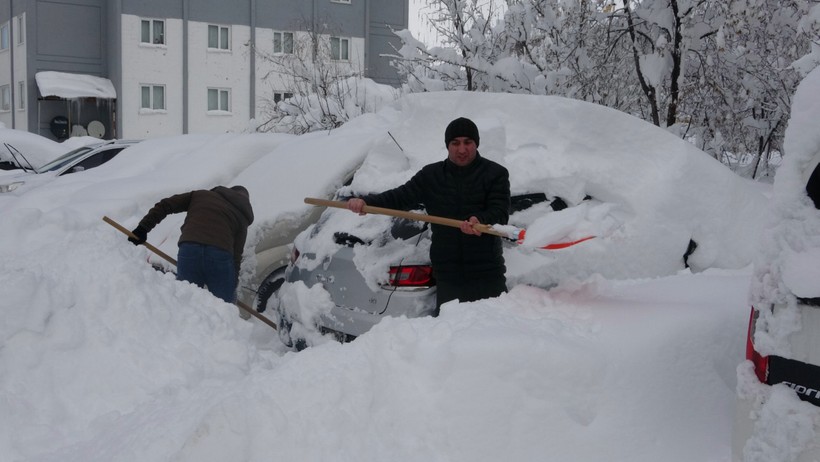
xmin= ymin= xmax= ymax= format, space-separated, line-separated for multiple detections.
xmin=738 ymin=63 xmax=820 ymax=461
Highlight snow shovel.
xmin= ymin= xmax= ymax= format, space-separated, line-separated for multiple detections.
xmin=102 ymin=216 xmax=278 ymax=331
xmin=303 ymin=198 xmax=595 ymax=250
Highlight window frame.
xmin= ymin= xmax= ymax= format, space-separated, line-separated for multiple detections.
xmin=0 ymin=23 xmax=9 ymax=51
xmin=140 ymin=84 xmax=166 ymax=111
xmin=273 ymin=31 xmax=294 ymax=55
xmin=15 ymin=15 xmax=23 ymax=45
xmin=140 ymin=18 xmax=165 ymax=45
xmin=17 ymin=81 xmax=24 ymax=110
xmin=207 ymin=88 xmax=231 ymax=112
xmin=0 ymin=84 xmax=10 ymax=111
xmin=208 ymin=24 xmax=230 ymax=51
xmin=330 ymin=36 xmax=349 ymax=61
xmin=273 ymin=92 xmax=294 ymax=103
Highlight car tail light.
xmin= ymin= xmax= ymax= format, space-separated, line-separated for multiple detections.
xmin=746 ymin=307 xmax=769 ymax=383
xmin=384 ymin=265 xmax=434 ymax=287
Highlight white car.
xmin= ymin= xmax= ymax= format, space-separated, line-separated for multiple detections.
xmin=143 ymin=164 xmax=361 ymax=317
xmin=0 ymin=139 xmax=140 ymax=194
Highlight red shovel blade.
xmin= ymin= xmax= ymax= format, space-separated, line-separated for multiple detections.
xmin=516 ymin=228 xmax=596 ymax=250
xmin=540 ymin=235 xmax=596 ymax=250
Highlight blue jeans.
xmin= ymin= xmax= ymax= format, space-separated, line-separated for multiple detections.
xmin=176 ymin=242 xmax=237 ymax=303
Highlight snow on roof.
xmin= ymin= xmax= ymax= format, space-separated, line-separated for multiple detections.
xmin=35 ymin=71 xmax=116 ymax=99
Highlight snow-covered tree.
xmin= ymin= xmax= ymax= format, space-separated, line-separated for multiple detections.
xmin=254 ymin=23 xmax=399 ymax=134
xmin=392 ymin=0 xmax=820 ymax=178
xmin=681 ymin=0 xmax=814 ymax=178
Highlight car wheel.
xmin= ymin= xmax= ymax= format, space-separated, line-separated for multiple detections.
xmin=255 ymin=267 xmax=286 ymax=313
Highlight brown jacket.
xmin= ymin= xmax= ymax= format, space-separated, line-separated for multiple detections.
xmin=139 ymin=186 xmax=254 ymax=270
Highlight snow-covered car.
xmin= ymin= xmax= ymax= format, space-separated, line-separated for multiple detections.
xmin=732 ymin=69 xmax=820 ymax=462
xmin=135 ymin=144 xmax=364 ymax=318
xmin=271 ymin=91 xmax=768 ymax=349
xmin=275 ymin=192 xmax=572 ymax=348
xmin=235 ymin=166 xmax=359 ymax=315
xmin=0 ymin=127 xmax=68 ymax=171
xmin=0 ymin=139 xmax=140 ymax=194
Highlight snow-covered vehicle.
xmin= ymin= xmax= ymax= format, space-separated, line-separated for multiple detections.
xmin=275 ymin=192 xmax=567 ymax=347
xmin=271 ymin=91 xmax=769 ymax=349
xmin=125 ymin=132 xmax=366 ymax=318
xmin=733 ymin=69 xmax=820 ymax=462
xmin=235 ymin=165 xmax=360 ymax=316
xmin=0 ymin=139 xmax=140 ymax=194
xmin=0 ymin=127 xmax=67 ymax=171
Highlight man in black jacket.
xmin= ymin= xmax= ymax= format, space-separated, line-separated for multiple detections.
xmin=347 ymin=117 xmax=510 ymax=315
xmin=128 ymin=185 xmax=254 ymax=303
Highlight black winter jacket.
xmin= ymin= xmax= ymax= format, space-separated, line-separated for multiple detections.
xmin=364 ymin=153 xmax=510 ymax=281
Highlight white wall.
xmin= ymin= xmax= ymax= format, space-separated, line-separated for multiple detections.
xmin=253 ymin=28 xmax=310 ymax=117
xmin=0 ymin=14 xmax=28 ymax=131
xmin=13 ymin=13 xmax=27 ymax=131
xmin=120 ymin=14 xmax=184 ymax=138
xmin=252 ymin=27 xmax=365 ymax=125
xmin=0 ymin=18 xmax=12 ymax=128
xmin=186 ymin=21 xmax=251 ymax=134
xmin=119 ymin=16 xmax=366 ymax=138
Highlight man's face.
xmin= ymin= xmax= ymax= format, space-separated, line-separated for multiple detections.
xmin=447 ymin=137 xmax=477 ymax=167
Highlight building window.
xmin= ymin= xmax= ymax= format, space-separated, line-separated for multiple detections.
xmin=1 ymin=85 xmax=10 ymax=111
xmin=330 ymin=37 xmax=349 ymax=61
xmin=141 ymin=19 xmax=165 ymax=45
xmin=207 ymin=88 xmax=230 ymax=111
xmin=208 ymin=25 xmax=230 ymax=50
xmin=15 ymin=16 xmax=23 ymax=45
xmin=273 ymin=31 xmax=293 ymax=54
xmin=17 ymin=81 xmax=24 ymax=110
xmin=140 ymin=85 xmax=165 ymax=110
xmin=1 ymin=23 xmax=9 ymax=50
xmin=331 ymin=0 xmax=352 ymax=4
xmin=273 ymin=92 xmax=293 ymax=103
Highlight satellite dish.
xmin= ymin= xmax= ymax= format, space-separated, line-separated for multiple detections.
xmin=50 ymin=116 xmax=69 ymax=139
xmin=87 ymin=120 xmax=105 ymax=138
xmin=71 ymin=124 xmax=88 ymax=137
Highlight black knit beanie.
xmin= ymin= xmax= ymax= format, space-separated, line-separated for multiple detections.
xmin=444 ymin=117 xmax=480 ymax=147
xmin=230 ymin=185 xmax=249 ymax=197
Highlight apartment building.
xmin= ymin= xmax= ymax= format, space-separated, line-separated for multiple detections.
xmin=0 ymin=0 xmax=408 ymax=140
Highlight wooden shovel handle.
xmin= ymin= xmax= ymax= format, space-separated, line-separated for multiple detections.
xmin=304 ymin=197 xmax=507 ymax=238
xmin=102 ymin=216 xmax=277 ymax=331
xmin=103 ymin=216 xmax=177 ymax=264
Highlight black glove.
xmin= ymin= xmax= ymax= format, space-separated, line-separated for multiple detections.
xmin=128 ymin=226 xmax=148 ymax=245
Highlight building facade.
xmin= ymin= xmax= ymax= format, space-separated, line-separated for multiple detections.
xmin=0 ymin=0 xmax=408 ymax=140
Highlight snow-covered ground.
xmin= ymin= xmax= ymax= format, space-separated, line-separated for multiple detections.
xmin=0 ymin=83 xmax=817 ymax=461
